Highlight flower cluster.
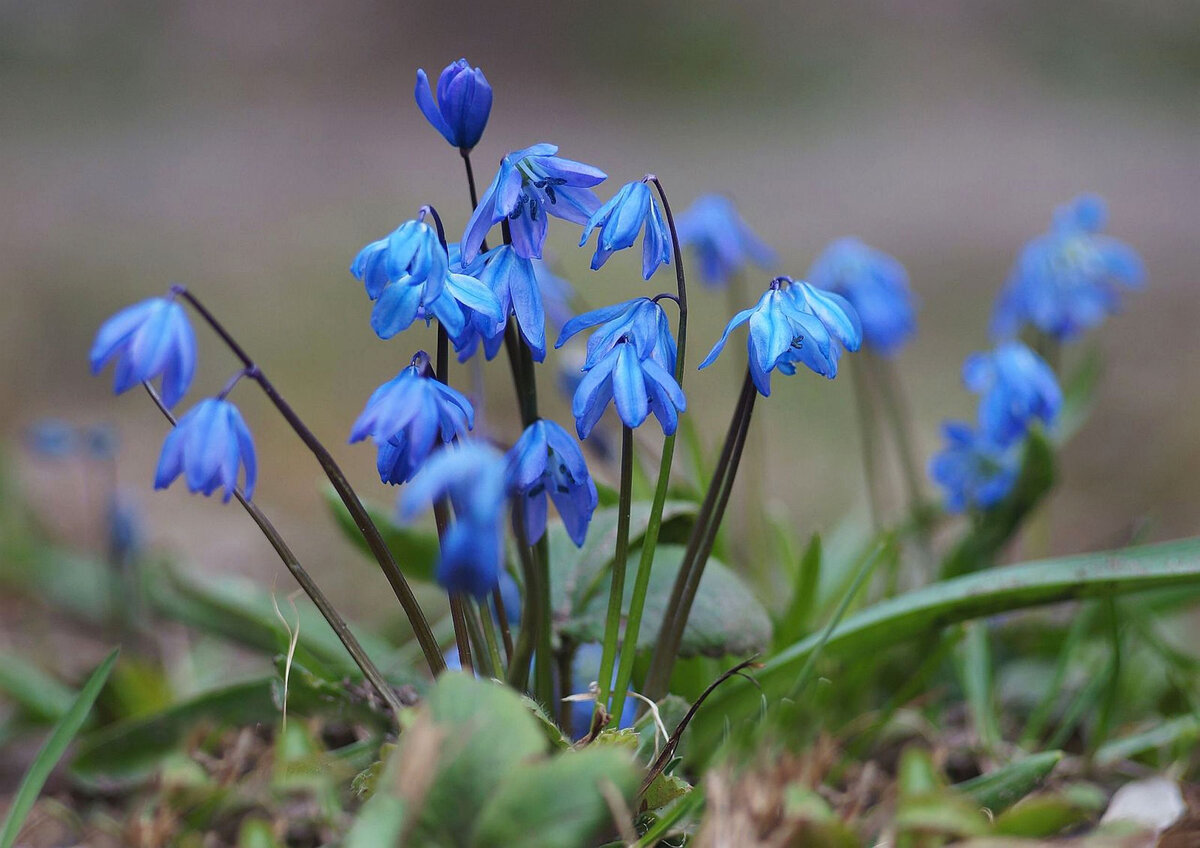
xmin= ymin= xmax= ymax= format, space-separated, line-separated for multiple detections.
xmin=991 ymin=194 xmax=1144 ymax=341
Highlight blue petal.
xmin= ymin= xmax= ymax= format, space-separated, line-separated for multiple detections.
xmin=414 ymin=68 xmax=456 ymax=146
xmin=698 ymin=304 xmax=757 ymax=370
xmin=611 ymin=344 xmax=649 ymax=429
xmin=370 ymin=281 xmax=424 ymax=339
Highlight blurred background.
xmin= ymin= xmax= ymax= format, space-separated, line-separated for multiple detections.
xmin=3 ymin=0 xmax=1198 ymax=622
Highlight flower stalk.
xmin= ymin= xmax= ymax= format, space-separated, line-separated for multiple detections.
xmin=595 ymin=425 xmax=635 ymax=721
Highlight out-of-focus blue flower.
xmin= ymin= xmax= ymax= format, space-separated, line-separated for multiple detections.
xmin=352 ymin=218 xmax=502 ymax=343
xmin=675 ymin=194 xmax=776 ymax=287
xmin=350 ymin=352 xmax=475 ymax=485
xmin=106 ymin=491 xmax=143 ymax=563
xmin=506 ymin=419 xmax=598 ymax=547
xmin=414 ymin=59 xmax=492 ymax=150
xmin=556 ymin=298 xmax=685 ymax=438
xmin=807 ymin=237 xmax=916 ymax=356
xmin=579 ymin=180 xmax=670 ymax=279
xmin=461 ymin=143 xmax=606 ymax=263
xmin=84 ymin=425 xmax=119 ymax=460
xmin=569 ymin=643 xmax=636 ymax=741
xmin=991 ymin=194 xmax=1145 ymax=341
xmin=400 ymin=441 xmax=507 ymax=598
xmin=700 ymin=277 xmax=862 ymax=396
xmin=496 ymin=570 xmax=522 ymax=627
xmin=963 ymin=341 xmax=1061 ymax=446
xmin=154 ymin=398 xmax=257 ymax=502
xmin=90 ymin=297 xmax=197 ymax=408
xmin=534 ymin=258 xmax=574 ymax=333
xmin=26 ymin=419 xmax=77 ymax=458
xmin=929 ymin=421 xmax=1019 ymax=512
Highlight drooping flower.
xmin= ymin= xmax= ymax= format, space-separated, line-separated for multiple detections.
xmin=399 ymin=441 xmax=507 ymax=598
xmin=928 ymin=421 xmax=1019 ymax=512
xmin=506 ymin=419 xmax=598 ymax=546
xmin=807 ymin=237 xmax=917 ymax=355
xmin=351 ymin=218 xmax=503 ymax=343
xmin=962 ymin=341 xmax=1061 ymax=447
xmin=675 ymin=194 xmax=776 ymax=287
xmin=991 ymin=194 xmax=1145 ymax=341
xmin=154 ymin=398 xmax=257 ymax=502
xmin=350 ymin=352 xmax=475 ymax=485
xmin=414 ymin=59 xmax=492 ymax=150
xmin=556 ymin=298 xmax=685 ymax=438
xmin=579 ymin=180 xmax=670 ymax=279
xmin=700 ymin=277 xmax=862 ymax=396
xmin=90 ymin=296 xmax=197 ymax=408
xmin=461 ymin=143 xmax=606 ymax=263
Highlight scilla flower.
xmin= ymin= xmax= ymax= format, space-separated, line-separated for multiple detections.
xmin=352 ymin=218 xmax=503 ymax=343
xmin=154 ymin=398 xmax=257 ymax=502
xmin=579 ymin=180 xmax=670 ymax=279
xmin=675 ymin=194 xmax=776 ymax=287
xmin=350 ymin=352 xmax=475 ymax=485
xmin=963 ymin=341 xmax=1061 ymax=446
xmin=461 ymin=143 xmax=606 ymax=263
xmin=700 ymin=277 xmax=862 ymax=396
xmin=414 ymin=59 xmax=492 ymax=151
xmin=807 ymin=237 xmax=916 ymax=355
xmin=929 ymin=421 xmax=1019 ymax=512
xmin=90 ymin=296 xmax=197 ymax=408
xmin=506 ymin=419 xmax=598 ymax=546
xmin=400 ymin=441 xmax=507 ymax=598
xmin=556 ymin=298 xmax=685 ymax=439
xmin=991 ymin=194 xmax=1145 ymax=341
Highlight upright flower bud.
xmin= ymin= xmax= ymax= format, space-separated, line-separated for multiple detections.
xmin=414 ymin=59 xmax=493 ymax=151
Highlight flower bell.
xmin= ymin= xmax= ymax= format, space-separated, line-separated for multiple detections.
xmin=154 ymin=398 xmax=257 ymax=502
xmin=808 ymin=237 xmax=916 ymax=356
xmin=414 ymin=59 xmax=493 ymax=151
xmin=90 ymin=296 xmax=197 ymax=408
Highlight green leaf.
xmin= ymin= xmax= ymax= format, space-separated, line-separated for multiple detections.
xmin=954 ymin=622 xmax=1001 ymax=750
xmin=0 ymin=651 xmax=75 ymax=723
xmin=992 ymin=784 xmax=1106 ymax=837
xmin=703 ymin=536 xmax=1200 ymax=736
xmin=548 ymin=501 xmax=697 ymax=617
xmin=955 ymin=751 xmax=1063 ymax=813
xmin=775 ymin=534 xmax=822 ymax=649
xmin=940 ymin=430 xmax=1056 ymax=578
xmin=322 ymin=485 xmax=439 ymax=583
xmin=561 ymin=545 xmax=772 ymax=658
xmin=1095 ymin=714 xmax=1200 ymax=766
xmin=0 ymin=647 xmax=118 ymax=848
xmin=472 ymin=747 xmax=639 ymax=848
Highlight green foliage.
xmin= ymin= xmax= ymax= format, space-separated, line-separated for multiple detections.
xmin=322 ymin=485 xmax=440 ymax=583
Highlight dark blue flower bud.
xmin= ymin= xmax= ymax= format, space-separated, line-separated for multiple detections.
xmin=414 ymin=59 xmax=493 ymax=150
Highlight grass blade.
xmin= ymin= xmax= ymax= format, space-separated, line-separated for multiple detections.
xmin=0 ymin=647 xmax=118 ymax=848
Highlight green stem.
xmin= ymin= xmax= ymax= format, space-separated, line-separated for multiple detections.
xmin=141 ymin=383 xmax=406 ymax=724
xmin=463 ymin=600 xmax=494 ymax=678
xmin=506 ymin=502 xmax=538 ymax=692
xmin=850 ymin=356 xmax=885 ymax=533
xmin=172 ymin=287 xmax=444 ymax=676
xmin=596 ymin=426 xmax=635 ymax=723
xmin=492 ymin=585 xmax=514 ymax=663
xmin=477 ymin=598 xmax=505 ymax=679
xmin=644 ymin=370 xmax=757 ymax=701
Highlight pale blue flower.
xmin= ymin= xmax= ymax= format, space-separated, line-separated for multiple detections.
xmin=579 ymin=180 xmax=670 ymax=279
xmin=808 ymin=237 xmax=916 ymax=355
xmin=963 ymin=341 xmax=1061 ymax=447
xmin=154 ymin=398 xmax=257 ymax=502
xmin=506 ymin=419 xmax=598 ymax=546
xmin=675 ymin=194 xmax=775 ymax=287
xmin=929 ymin=421 xmax=1019 ymax=512
xmin=90 ymin=296 xmax=197 ymax=408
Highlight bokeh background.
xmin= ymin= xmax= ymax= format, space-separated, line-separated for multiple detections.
xmin=3 ymin=0 xmax=1199 ymax=620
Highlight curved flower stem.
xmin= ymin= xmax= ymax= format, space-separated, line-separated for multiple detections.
xmin=605 ymin=177 xmax=692 ymax=721
xmin=460 ymin=149 xmax=481 ymax=210
xmin=170 ymin=286 xmax=444 ymax=676
xmin=141 ymin=382 xmax=407 ymax=724
xmin=595 ymin=426 xmax=635 ymax=723
xmin=644 ymin=370 xmax=758 ymax=702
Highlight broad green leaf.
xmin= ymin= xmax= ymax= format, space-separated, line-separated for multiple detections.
xmin=0 ymin=651 xmax=75 ymax=723
xmin=955 ymin=751 xmax=1063 ymax=813
xmin=322 ymin=485 xmax=440 ymax=583
xmin=1 ymin=647 xmax=118 ymax=848
xmin=561 ymin=545 xmax=772 ymax=658
xmin=703 ymin=537 xmax=1200 ymax=737
xmin=940 ymin=430 xmax=1055 ymax=579
xmin=472 ymin=746 xmax=639 ymax=848
xmin=548 ymin=501 xmax=697 ymax=617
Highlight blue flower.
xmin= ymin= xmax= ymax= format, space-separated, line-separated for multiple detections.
xmin=461 ymin=143 xmax=606 ymax=263
xmin=106 ymin=491 xmax=143 ymax=564
xmin=414 ymin=59 xmax=492 ymax=150
xmin=400 ymin=441 xmax=508 ymax=598
xmin=90 ymin=296 xmax=197 ymax=408
xmin=351 ymin=218 xmax=503 ymax=343
xmin=991 ymin=194 xmax=1145 ymax=341
xmin=26 ymin=419 xmax=77 ymax=458
xmin=506 ymin=419 xmax=598 ymax=547
xmin=350 ymin=352 xmax=475 ymax=485
xmin=579 ymin=180 xmax=670 ymax=279
xmin=700 ymin=277 xmax=862 ymax=396
xmin=807 ymin=237 xmax=916 ymax=355
xmin=929 ymin=421 xmax=1019 ymax=512
xmin=154 ymin=398 xmax=257 ymax=502
xmin=675 ymin=194 xmax=776 ymax=287
xmin=963 ymin=341 xmax=1060 ymax=447
xmin=556 ymin=298 xmax=685 ymax=438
